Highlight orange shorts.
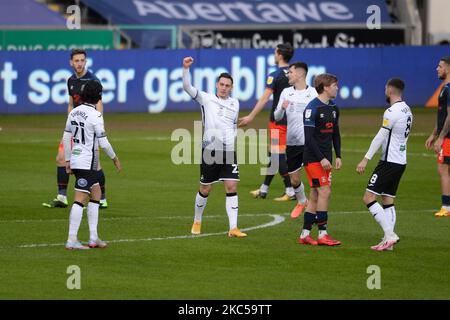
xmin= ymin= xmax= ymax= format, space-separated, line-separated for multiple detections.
xmin=438 ymin=138 xmax=450 ymax=164
xmin=305 ymin=162 xmax=332 ymax=188
xmin=268 ymin=121 xmax=287 ymax=153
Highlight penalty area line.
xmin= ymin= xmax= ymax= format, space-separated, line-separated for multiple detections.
xmin=15 ymin=214 xmax=285 ymax=249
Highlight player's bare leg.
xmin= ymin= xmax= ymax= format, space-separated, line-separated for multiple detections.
xmin=224 ymin=180 xmax=246 ymax=237
xmin=43 ymin=141 xmax=70 ymax=208
xmin=289 ymin=170 xmax=308 ymax=219
xmin=97 ymin=153 xmax=108 ymax=209
xmin=191 ymin=184 xmax=212 ymax=235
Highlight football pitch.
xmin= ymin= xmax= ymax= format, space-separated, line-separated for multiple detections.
xmin=0 ymin=108 xmax=449 ymax=300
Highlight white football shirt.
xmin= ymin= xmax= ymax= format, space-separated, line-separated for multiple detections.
xmin=381 ymin=101 xmax=413 ymax=165
xmin=64 ymin=103 xmax=106 ymax=170
xmin=274 ymin=86 xmax=318 ymax=146
xmin=193 ymin=90 xmax=239 ymax=151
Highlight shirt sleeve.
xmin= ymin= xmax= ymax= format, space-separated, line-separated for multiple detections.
xmin=447 ymin=85 xmax=450 ymax=105
xmin=183 ymin=68 xmax=206 ymax=106
xmin=382 ymin=108 xmax=398 ymax=130
xmin=273 ymin=89 xmax=286 ymax=121
xmin=333 ymin=107 xmax=341 ymax=158
xmin=265 ymin=71 xmax=276 ymax=91
xmin=63 ymin=115 xmax=72 ymax=161
xmin=235 ymin=99 xmax=240 ymax=125
xmin=93 ymin=113 xmax=107 ymax=138
xmin=64 ymin=115 xmax=72 ymax=133
xmin=67 ymin=79 xmax=71 ymax=97
xmin=303 ymin=105 xmax=316 ymax=127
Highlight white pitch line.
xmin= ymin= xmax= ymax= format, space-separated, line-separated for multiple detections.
xmin=16 ymin=214 xmax=285 ymax=249
xmin=0 ymin=209 xmax=435 ymax=225
xmin=0 ymin=213 xmax=284 ymax=224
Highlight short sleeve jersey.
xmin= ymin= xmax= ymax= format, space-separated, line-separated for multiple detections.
xmin=193 ymin=90 xmax=239 ymax=151
xmin=64 ymin=103 xmax=106 ymax=170
xmin=275 ymin=86 xmax=318 ymax=146
xmin=266 ymin=66 xmax=290 ymax=125
xmin=303 ymin=97 xmax=340 ymax=164
xmin=67 ymin=71 xmax=101 ymax=107
xmin=437 ymin=83 xmax=450 ymax=139
xmin=381 ymin=101 xmax=413 ymax=165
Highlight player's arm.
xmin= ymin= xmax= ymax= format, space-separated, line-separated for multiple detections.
xmin=67 ymin=96 xmax=74 ymax=114
xmin=273 ymin=90 xmax=288 ymax=122
xmin=357 ymin=109 xmax=395 ymax=174
xmin=434 ymin=106 xmax=450 ymax=153
xmin=182 ymin=56 xmax=204 ymax=106
xmin=95 ymin=115 xmax=121 ymax=172
xmin=356 ymin=127 xmax=390 ymax=174
xmin=238 ymin=88 xmax=273 ymax=127
xmin=63 ymin=117 xmax=73 ymax=174
xmin=95 ymin=99 xmax=103 ymax=114
xmin=425 ymin=126 xmax=437 ymax=150
xmin=332 ymin=110 xmax=342 ymax=170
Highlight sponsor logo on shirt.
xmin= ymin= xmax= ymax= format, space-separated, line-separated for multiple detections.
xmin=305 ymin=109 xmax=312 ymax=119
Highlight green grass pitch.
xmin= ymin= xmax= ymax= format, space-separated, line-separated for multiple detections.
xmin=0 ymin=108 xmax=449 ymax=299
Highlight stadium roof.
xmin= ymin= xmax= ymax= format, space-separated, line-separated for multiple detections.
xmin=0 ymin=0 xmax=66 ymax=26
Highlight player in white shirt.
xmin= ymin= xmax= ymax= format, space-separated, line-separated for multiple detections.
xmin=356 ymin=78 xmax=413 ymax=251
xmin=63 ymin=80 xmax=121 ymax=250
xmin=182 ymin=56 xmax=246 ymax=238
xmin=273 ymin=62 xmax=317 ymax=219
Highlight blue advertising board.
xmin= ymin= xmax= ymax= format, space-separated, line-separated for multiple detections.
xmin=0 ymin=47 xmax=447 ymax=114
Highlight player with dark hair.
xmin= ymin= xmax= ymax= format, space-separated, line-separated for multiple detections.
xmin=183 ymin=56 xmax=247 ymax=238
xmin=425 ymin=56 xmax=450 ymax=217
xmin=239 ymin=43 xmax=296 ymax=201
xmin=63 ymin=80 xmax=121 ymax=250
xmin=298 ymin=73 xmax=342 ymax=246
xmin=357 ymin=78 xmax=413 ymax=251
xmin=43 ymin=49 xmax=109 ymax=209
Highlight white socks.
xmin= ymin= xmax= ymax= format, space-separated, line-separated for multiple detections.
xmin=368 ymin=202 xmax=391 ymax=236
xmin=318 ymin=230 xmax=328 ymax=239
xmin=384 ymin=205 xmax=396 ymax=234
xmin=194 ymin=192 xmax=208 ymax=222
xmin=87 ymin=201 xmax=100 ymax=241
xmin=260 ymin=184 xmax=269 ymax=194
xmin=300 ymin=229 xmax=310 ymax=238
xmin=226 ymin=193 xmax=238 ymax=230
xmin=68 ymin=202 xmax=84 ymax=242
xmin=286 ymin=187 xmax=295 ymax=198
xmin=294 ymin=183 xmax=307 ymax=204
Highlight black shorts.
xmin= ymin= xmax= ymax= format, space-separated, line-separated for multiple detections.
xmin=286 ymin=145 xmax=304 ymax=174
xmin=72 ymin=169 xmax=100 ymax=194
xmin=200 ymin=149 xmax=240 ymax=185
xmin=366 ymin=161 xmax=406 ymax=198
